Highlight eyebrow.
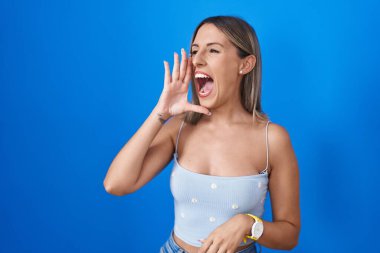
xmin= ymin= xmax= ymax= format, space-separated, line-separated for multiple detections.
xmin=191 ymin=42 xmax=224 ymax=48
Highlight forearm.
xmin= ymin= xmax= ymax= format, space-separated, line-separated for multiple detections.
xmin=103 ymin=105 xmax=169 ymax=194
xmin=239 ymin=214 xmax=300 ymax=250
xmin=258 ymin=220 xmax=299 ymax=250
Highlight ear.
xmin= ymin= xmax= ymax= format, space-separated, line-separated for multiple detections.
xmin=239 ymin=55 xmax=256 ymax=75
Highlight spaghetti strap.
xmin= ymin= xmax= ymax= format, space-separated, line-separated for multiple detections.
xmin=259 ymin=120 xmax=271 ymax=175
xmin=175 ymin=120 xmax=185 ymax=156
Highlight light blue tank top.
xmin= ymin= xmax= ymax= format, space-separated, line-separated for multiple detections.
xmin=170 ymin=120 xmax=271 ymax=247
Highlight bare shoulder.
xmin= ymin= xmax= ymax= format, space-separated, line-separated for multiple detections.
xmin=268 ymin=122 xmax=292 ymax=147
xmin=267 ymin=122 xmax=297 ymax=169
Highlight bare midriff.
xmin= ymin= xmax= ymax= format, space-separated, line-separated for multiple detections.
xmin=172 ymin=232 xmax=254 ymax=253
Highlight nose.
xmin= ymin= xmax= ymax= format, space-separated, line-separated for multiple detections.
xmin=192 ymin=50 xmax=206 ymax=68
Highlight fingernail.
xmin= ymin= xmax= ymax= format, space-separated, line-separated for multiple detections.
xmin=181 ymin=48 xmax=184 ymax=53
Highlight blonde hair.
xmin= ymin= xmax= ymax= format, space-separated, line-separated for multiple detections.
xmin=184 ymin=15 xmax=270 ymax=125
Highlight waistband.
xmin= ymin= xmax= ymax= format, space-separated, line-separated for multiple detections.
xmin=160 ymin=230 xmax=187 ymax=253
xmin=160 ymin=230 xmax=259 ymax=253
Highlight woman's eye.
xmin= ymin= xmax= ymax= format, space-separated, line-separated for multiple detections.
xmin=210 ymin=49 xmax=219 ymax=53
xmin=191 ymin=50 xmax=198 ymax=55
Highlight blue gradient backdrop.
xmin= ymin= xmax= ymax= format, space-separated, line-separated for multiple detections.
xmin=1 ymin=0 xmax=379 ymax=252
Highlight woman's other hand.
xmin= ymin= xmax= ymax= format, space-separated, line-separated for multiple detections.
xmin=197 ymin=214 xmax=252 ymax=253
xmin=156 ymin=48 xmax=211 ymax=120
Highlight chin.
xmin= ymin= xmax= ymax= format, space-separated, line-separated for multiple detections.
xmin=198 ymin=96 xmax=216 ymax=111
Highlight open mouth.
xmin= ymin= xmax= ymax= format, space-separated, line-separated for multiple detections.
xmin=195 ymin=72 xmax=214 ymax=97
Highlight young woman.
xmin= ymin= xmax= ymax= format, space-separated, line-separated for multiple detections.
xmin=103 ymin=16 xmax=301 ymax=253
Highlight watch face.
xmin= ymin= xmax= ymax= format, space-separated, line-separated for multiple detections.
xmin=253 ymin=222 xmax=264 ymax=237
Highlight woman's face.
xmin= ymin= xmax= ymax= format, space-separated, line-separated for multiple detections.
xmin=191 ymin=23 xmax=244 ymax=108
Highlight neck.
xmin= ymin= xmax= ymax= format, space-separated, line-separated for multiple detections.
xmin=203 ymin=92 xmax=251 ymax=126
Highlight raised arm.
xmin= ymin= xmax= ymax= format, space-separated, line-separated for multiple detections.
xmin=103 ymin=106 xmax=176 ymax=196
xmin=103 ymin=49 xmax=211 ymax=196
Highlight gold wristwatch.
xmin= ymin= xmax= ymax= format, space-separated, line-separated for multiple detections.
xmin=244 ymin=214 xmax=264 ymax=242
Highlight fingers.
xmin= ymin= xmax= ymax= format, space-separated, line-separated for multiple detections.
xmin=216 ymin=245 xmax=228 ymax=253
xmin=163 ymin=61 xmax=171 ymax=86
xmin=172 ymin=52 xmax=180 ymax=81
xmin=185 ymin=103 xmax=212 ymax=116
xmin=198 ymin=239 xmax=213 ymax=253
xmin=165 ymin=49 xmax=191 ymax=86
xmin=206 ymin=242 xmax=219 ymax=253
xmin=184 ymin=56 xmax=193 ymax=85
xmin=179 ymin=48 xmax=188 ymax=81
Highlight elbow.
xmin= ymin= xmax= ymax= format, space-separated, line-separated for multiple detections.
xmin=103 ymin=182 xmax=123 ymax=196
xmin=285 ymin=239 xmax=299 ymax=250
xmin=285 ymin=226 xmax=300 ymax=250
xmin=103 ymin=180 xmax=136 ymax=196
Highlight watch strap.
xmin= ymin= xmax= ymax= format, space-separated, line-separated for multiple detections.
xmin=243 ymin=214 xmax=263 ymax=243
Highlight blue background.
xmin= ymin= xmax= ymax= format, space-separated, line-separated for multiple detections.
xmin=1 ymin=0 xmax=379 ymax=252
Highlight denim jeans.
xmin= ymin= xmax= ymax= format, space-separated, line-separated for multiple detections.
xmin=160 ymin=230 xmax=260 ymax=253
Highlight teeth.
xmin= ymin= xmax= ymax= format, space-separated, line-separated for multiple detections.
xmin=195 ymin=73 xmax=211 ymax=79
